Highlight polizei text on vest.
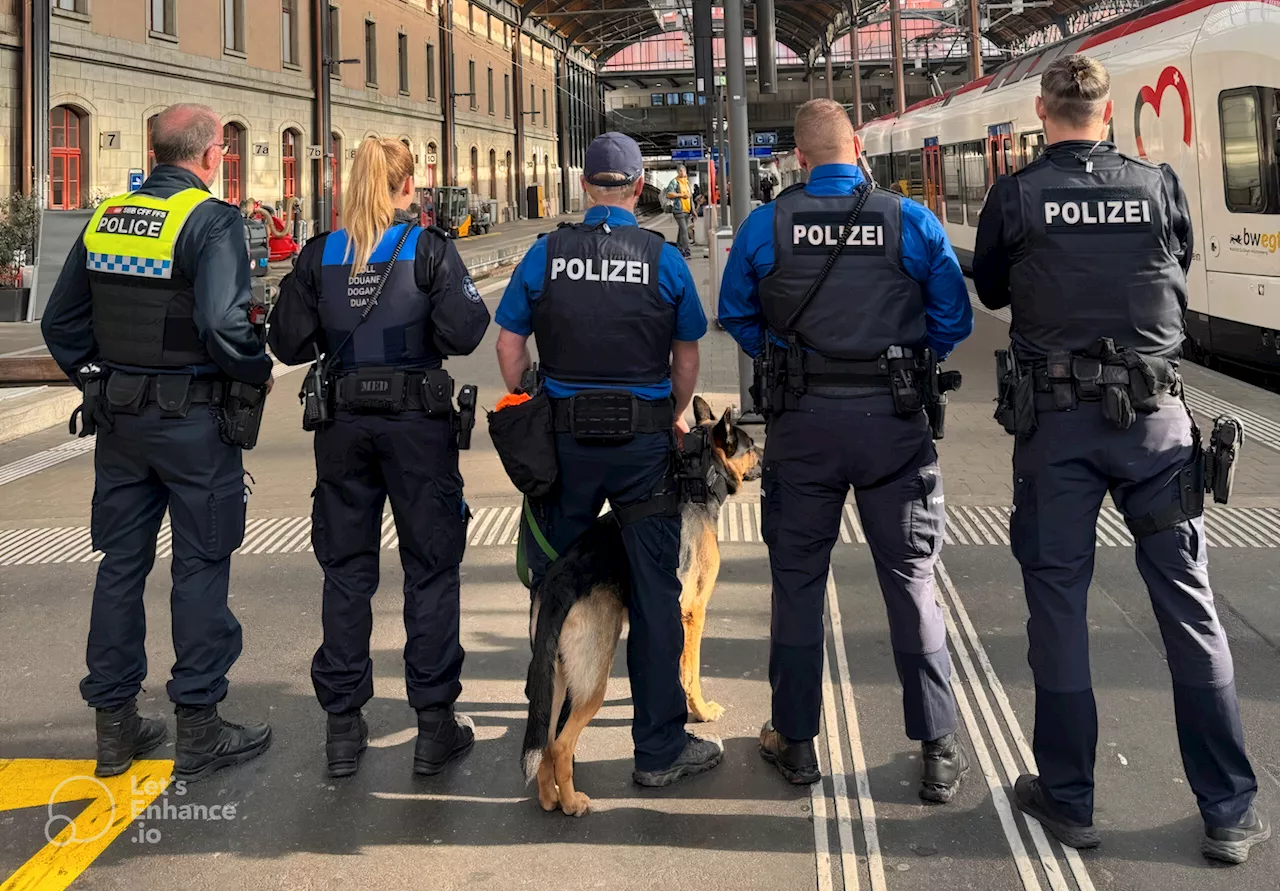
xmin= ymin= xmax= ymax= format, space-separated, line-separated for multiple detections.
xmin=791 ymin=224 xmax=885 ymax=247
xmin=549 ymin=257 xmax=651 ymax=284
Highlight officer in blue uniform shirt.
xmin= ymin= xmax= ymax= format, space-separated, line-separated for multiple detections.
xmin=719 ymin=99 xmax=974 ymax=799
xmin=41 ymin=103 xmax=273 ymax=782
xmin=495 ymin=132 xmax=724 ymax=788
xmin=269 ymin=137 xmax=490 ymax=779
xmin=974 ymin=55 xmax=1268 ymax=863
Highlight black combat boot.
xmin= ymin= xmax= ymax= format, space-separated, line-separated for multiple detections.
xmin=1203 ymin=807 xmax=1271 ymax=864
xmin=1014 ymin=774 xmax=1101 ymax=849
xmin=759 ymin=721 xmax=821 ymax=786
xmin=413 ymin=707 xmax=475 ymax=776
xmin=633 ymin=733 xmax=724 ymax=787
xmin=173 ymin=705 xmax=272 ymax=783
xmin=326 ymin=710 xmax=369 ymax=779
xmin=920 ymin=732 xmax=971 ymax=803
xmin=94 ymin=700 xmax=167 ymax=778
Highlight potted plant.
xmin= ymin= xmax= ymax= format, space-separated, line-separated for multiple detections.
xmin=0 ymin=193 xmax=39 ymax=322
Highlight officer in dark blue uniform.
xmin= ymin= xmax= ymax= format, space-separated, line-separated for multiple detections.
xmin=719 ymin=99 xmax=974 ymax=800
xmin=495 ymin=132 xmax=722 ymax=788
xmin=974 ymin=55 xmax=1268 ymax=862
xmin=42 ymin=103 xmax=273 ymax=781
xmin=268 ymin=137 xmax=490 ymax=778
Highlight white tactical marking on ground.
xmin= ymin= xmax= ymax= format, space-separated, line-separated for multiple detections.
xmin=968 ymin=294 xmax=1280 ymax=453
xmin=5 ymin=503 xmax=1280 ymax=566
xmin=0 ymin=437 xmax=96 ymax=487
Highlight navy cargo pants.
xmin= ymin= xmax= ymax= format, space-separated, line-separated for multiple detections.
xmin=526 ymin=431 xmax=687 ymax=772
xmin=310 ymin=413 xmax=469 ymax=715
xmin=762 ymin=394 xmax=957 ymax=743
xmin=82 ymin=405 xmax=247 ymax=709
xmin=1012 ymin=395 xmax=1256 ymax=828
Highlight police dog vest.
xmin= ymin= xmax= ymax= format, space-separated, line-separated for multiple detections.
xmin=1008 ymin=151 xmax=1186 ymax=358
xmin=83 ymin=188 xmax=212 ymax=368
xmin=317 ymin=224 xmax=442 ymax=370
xmin=759 ymin=185 xmax=926 ymax=360
xmin=535 ymin=223 xmax=672 ymax=385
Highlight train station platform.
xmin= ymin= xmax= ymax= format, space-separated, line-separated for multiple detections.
xmin=2 ymin=213 xmax=1279 ymax=891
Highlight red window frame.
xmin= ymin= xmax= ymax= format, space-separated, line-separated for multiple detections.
xmin=222 ymin=123 xmax=244 ymax=206
xmin=49 ymin=107 xmax=83 ymax=210
xmin=282 ymin=130 xmax=298 ymax=202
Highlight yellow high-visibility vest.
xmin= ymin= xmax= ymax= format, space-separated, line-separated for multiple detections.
xmin=83 ymin=188 xmax=211 ymax=280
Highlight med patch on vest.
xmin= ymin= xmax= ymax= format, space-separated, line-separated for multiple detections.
xmin=96 ymin=205 xmax=171 ymax=238
xmin=789 ymin=212 xmax=887 ymax=256
xmin=1041 ymin=188 xmax=1154 ymax=234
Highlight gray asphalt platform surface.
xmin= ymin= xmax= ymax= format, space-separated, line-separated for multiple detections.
xmin=2 ymin=216 xmax=1280 ymax=891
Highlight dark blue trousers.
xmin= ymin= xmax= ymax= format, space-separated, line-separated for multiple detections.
xmin=1012 ymin=395 xmax=1257 ymax=828
xmin=310 ymin=413 xmax=468 ymax=714
xmin=527 ymin=431 xmax=687 ymax=772
xmin=761 ymin=395 xmax=957 ymax=743
xmin=81 ymin=405 xmax=246 ymax=709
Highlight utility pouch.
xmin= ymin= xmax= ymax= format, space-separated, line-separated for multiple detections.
xmin=1124 ymin=353 xmax=1161 ymax=414
xmin=1046 ymin=350 xmax=1076 ymax=411
xmin=886 ymin=347 xmax=923 ymax=416
xmin=1207 ymin=416 xmax=1243 ymax=504
xmin=1100 ymin=364 xmax=1135 ymax=430
xmin=343 ymin=368 xmax=406 ymax=413
xmin=785 ymin=341 xmax=807 ymax=408
xmin=1072 ymin=357 xmax=1104 ymax=401
xmin=489 ymin=390 xmax=558 ymax=497
xmin=994 ymin=350 xmax=1017 ymax=435
xmin=300 ymin=361 xmax=332 ymax=432
xmin=422 ymin=368 xmax=455 ymax=418
xmin=71 ymin=364 xmax=112 ymax=437
xmin=154 ymin=374 xmax=194 ymax=419
xmin=105 ymin=373 xmax=149 ymax=416
xmin=675 ymin=427 xmax=714 ymax=505
xmin=220 ymin=381 xmax=267 ymax=449
xmin=751 ymin=351 xmax=776 ymax=417
xmin=569 ymin=390 xmax=636 ymax=445
xmin=1013 ymin=373 xmax=1039 ymax=438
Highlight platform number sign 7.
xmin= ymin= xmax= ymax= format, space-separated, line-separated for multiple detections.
xmin=99 ymin=131 xmax=121 ymax=149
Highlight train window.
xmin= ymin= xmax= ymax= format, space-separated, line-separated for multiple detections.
xmin=907 ymin=150 xmax=925 ymax=202
xmin=1021 ymin=131 xmax=1046 ymax=166
xmin=961 ymin=140 xmax=986 ymax=227
xmin=1008 ymin=53 xmax=1041 ymax=84
xmin=869 ymin=154 xmax=892 ymax=188
xmin=1218 ymin=87 xmax=1278 ymax=214
xmin=942 ymin=144 xmax=964 ymax=224
xmin=984 ymin=62 xmax=1017 ymax=93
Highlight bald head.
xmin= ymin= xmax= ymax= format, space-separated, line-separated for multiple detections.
xmin=794 ymin=99 xmax=856 ymax=168
xmin=152 ymin=104 xmax=220 ymax=167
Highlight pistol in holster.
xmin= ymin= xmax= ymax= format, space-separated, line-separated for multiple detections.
xmin=885 ymin=346 xmax=924 ymax=417
xmin=750 ymin=349 xmax=777 ymax=418
xmin=1204 ymin=415 xmax=1243 ymax=504
xmin=454 ymin=384 xmax=478 ymax=450
xmin=925 ymin=349 xmax=962 ymax=440
xmin=220 ymin=381 xmax=267 ymax=449
xmin=70 ymin=363 xmax=113 ymax=437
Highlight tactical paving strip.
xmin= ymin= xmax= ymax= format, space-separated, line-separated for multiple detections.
xmin=4 ymin=503 xmax=1280 ymax=566
xmin=0 ymin=437 xmax=96 ymax=487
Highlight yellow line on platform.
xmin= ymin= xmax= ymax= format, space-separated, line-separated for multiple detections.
xmin=0 ymin=758 xmax=172 ymax=891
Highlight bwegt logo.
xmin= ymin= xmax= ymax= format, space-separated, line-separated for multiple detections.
xmin=1229 ymin=229 xmax=1280 ymax=253
xmin=44 ymin=775 xmax=239 ymax=847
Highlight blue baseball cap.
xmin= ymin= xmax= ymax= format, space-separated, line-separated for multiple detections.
xmin=584 ymin=132 xmax=644 ymax=186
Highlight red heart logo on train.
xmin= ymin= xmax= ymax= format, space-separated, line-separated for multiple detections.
xmin=1133 ymin=66 xmax=1192 ymax=160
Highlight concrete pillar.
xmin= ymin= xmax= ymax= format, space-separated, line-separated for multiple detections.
xmin=723 ymin=0 xmax=750 ymax=231
xmin=825 ymin=50 xmax=834 ymax=99
xmin=850 ymin=22 xmax=862 ymax=127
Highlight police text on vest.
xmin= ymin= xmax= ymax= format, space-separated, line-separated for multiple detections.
xmin=1043 ymin=199 xmax=1151 ymax=226
xmin=792 ymin=224 xmax=884 ymax=247
xmin=549 ymin=257 xmax=650 ymax=284
xmin=96 ymin=206 xmax=171 ymax=239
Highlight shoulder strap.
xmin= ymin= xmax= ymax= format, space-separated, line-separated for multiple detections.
xmin=782 ymin=184 xmax=874 ymax=333
xmin=321 ymin=223 xmax=416 ymax=374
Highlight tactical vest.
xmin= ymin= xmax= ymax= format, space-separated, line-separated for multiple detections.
xmin=759 ymin=185 xmax=926 ymax=359
xmin=318 ymin=224 xmax=442 ymax=371
xmin=83 ymin=188 xmax=213 ymax=368
xmin=534 ymin=222 xmax=672 ymax=385
xmin=1008 ymin=150 xmax=1186 ymax=358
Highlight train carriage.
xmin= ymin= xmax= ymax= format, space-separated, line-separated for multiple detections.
xmin=849 ymin=0 xmax=1280 ymax=371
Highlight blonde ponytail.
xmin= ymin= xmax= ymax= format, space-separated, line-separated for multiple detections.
xmin=343 ymin=137 xmax=416 ymax=277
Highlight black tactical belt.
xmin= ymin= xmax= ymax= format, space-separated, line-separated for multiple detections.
xmin=795 ymin=353 xmax=897 ymax=390
xmin=551 ymin=395 xmax=672 ymax=434
xmin=333 ymin=371 xmax=430 ymax=412
xmin=149 ymin=378 xmax=225 ymax=405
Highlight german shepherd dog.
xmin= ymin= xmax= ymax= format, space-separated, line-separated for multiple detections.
xmin=521 ymin=397 xmax=764 ymax=816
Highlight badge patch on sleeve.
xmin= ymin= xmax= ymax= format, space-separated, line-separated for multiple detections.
xmin=463 ymin=276 xmax=482 ymax=303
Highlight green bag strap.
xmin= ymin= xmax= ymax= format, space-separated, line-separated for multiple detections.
xmin=516 ymin=495 xmax=558 ymax=589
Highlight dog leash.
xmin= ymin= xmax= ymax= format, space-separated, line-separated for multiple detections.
xmin=516 ymin=496 xmax=559 ymax=589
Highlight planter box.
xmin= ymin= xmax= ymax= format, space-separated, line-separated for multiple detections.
xmin=0 ymin=288 xmax=29 ymax=322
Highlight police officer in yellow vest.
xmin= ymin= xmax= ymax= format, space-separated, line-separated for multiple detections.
xmin=42 ymin=103 xmax=274 ymax=782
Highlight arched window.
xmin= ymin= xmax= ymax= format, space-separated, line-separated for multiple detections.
xmin=469 ymin=146 xmax=479 ymax=196
xmin=282 ymin=128 xmax=300 ymax=203
xmin=505 ymin=151 xmax=513 ymax=206
xmin=49 ymin=105 xmax=87 ymax=210
xmin=425 ymin=142 xmax=438 ymax=188
xmin=146 ymin=114 xmax=159 ymax=173
xmin=331 ymin=132 xmax=343 ymax=230
xmin=222 ymin=122 xmax=246 ymax=206
xmin=488 ymin=149 xmax=497 ymax=200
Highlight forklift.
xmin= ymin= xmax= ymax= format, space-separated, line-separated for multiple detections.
xmin=435 ymin=186 xmax=491 ymax=238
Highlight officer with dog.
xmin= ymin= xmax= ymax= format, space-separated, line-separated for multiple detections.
xmin=495 ymin=132 xmax=723 ymax=788
xmin=718 ymin=98 xmax=974 ymax=800
xmin=974 ymin=55 xmax=1268 ymax=862
xmin=41 ymin=103 xmax=274 ymax=781
xmin=268 ymin=137 xmax=489 ymax=779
